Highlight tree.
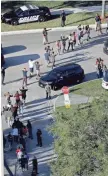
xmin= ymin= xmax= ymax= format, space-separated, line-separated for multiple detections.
xmin=50 ymin=95 xmax=108 ymax=176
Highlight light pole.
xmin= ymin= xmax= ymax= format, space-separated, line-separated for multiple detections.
xmin=102 ymin=0 xmax=106 ymax=18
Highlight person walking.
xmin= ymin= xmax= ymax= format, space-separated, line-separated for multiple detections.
xmin=45 ymin=83 xmax=51 ymax=99
xmin=1 ymin=67 xmax=5 ymax=85
xmin=67 ymin=33 xmax=74 ymax=51
xmin=14 ymin=91 xmax=22 ymax=107
xmin=19 ymin=136 xmax=26 ymax=151
xmin=12 ymin=104 xmax=18 ymax=120
xmin=85 ymin=25 xmax=91 ymax=41
xmin=27 ymin=120 xmax=33 ymax=139
xmin=28 ymin=59 xmax=35 ymax=78
xmin=61 ymin=35 xmax=67 ymax=53
xmin=43 ymin=28 xmax=51 ymax=44
xmin=7 ymin=132 xmax=13 ymax=151
xmin=36 ymin=129 xmax=42 ymax=147
xmin=56 ymin=40 xmax=61 ymax=55
xmin=20 ymin=86 xmax=28 ymax=105
xmin=22 ymin=68 xmax=28 ymax=87
xmin=35 ymin=61 xmax=41 ymax=80
xmin=95 ymin=14 xmax=102 ymax=34
xmin=20 ymin=155 xmax=26 ymax=172
xmin=24 ymin=152 xmax=29 ymax=170
xmin=44 ymin=48 xmax=50 ymax=66
xmin=19 ymin=100 xmax=24 ymax=116
xmin=32 ymin=156 xmax=38 ymax=174
xmin=4 ymin=92 xmax=13 ymax=105
xmin=61 ymin=10 xmax=66 ymax=27
xmin=77 ymin=25 xmax=84 ymax=45
xmin=51 ymin=52 xmax=57 ymax=69
xmin=73 ymin=32 xmax=77 ymax=47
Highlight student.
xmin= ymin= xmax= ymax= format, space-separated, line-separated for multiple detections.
xmin=36 ymin=129 xmax=42 ymax=147
xmin=56 ymin=40 xmax=61 ymax=55
xmin=85 ymin=25 xmax=91 ymax=41
xmin=20 ymin=86 xmax=28 ymax=105
xmin=28 ymin=59 xmax=35 ymax=78
xmin=43 ymin=28 xmax=51 ymax=44
xmin=35 ymin=61 xmax=41 ymax=79
xmin=67 ymin=33 xmax=74 ymax=51
xmin=22 ymin=68 xmax=28 ymax=87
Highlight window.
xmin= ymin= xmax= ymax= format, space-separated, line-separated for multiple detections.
xmin=23 ymin=10 xmax=29 ymax=16
xmin=29 ymin=10 xmax=36 ymax=16
xmin=15 ymin=8 xmax=23 ymax=16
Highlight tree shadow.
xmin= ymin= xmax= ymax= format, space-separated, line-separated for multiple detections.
xmin=63 ymin=1 xmax=102 ymax=8
xmin=3 ymin=45 xmax=27 ymax=55
xmin=4 ymin=54 xmax=40 ymax=67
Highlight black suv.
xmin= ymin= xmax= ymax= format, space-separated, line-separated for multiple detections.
xmin=103 ymin=39 xmax=108 ymax=55
xmin=1 ymin=4 xmax=51 ymax=25
xmin=39 ymin=63 xmax=85 ymax=90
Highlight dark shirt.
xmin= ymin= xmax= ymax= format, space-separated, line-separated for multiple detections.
xmin=20 ymin=89 xmax=28 ymax=97
xmin=95 ymin=16 xmax=101 ymax=22
xmin=37 ymin=130 xmax=42 ymax=138
xmin=61 ymin=12 xmax=66 ymax=21
xmin=1 ymin=68 xmax=5 ymax=76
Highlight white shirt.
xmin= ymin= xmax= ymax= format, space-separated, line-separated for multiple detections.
xmin=12 ymin=128 xmax=18 ymax=136
xmin=28 ymin=60 xmax=34 ymax=68
xmin=17 ymin=151 xmax=23 ymax=159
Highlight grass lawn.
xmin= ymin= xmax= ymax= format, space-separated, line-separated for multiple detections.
xmin=1 ymin=11 xmax=103 ymax=32
xmin=70 ymin=79 xmax=108 ymax=97
xmin=50 ymin=80 xmax=108 ymax=176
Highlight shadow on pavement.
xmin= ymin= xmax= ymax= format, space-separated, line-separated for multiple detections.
xmin=5 ymin=54 xmax=40 ymax=67
xmin=3 ymin=45 xmax=27 ymax=55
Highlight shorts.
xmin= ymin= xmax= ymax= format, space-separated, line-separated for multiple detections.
xmin=36 ymin=70 xmax=39 ymax=75
xmin=30 ymin=68 xmax=33 ymax=73
xmin=22 ymin=95 xmax=26 ymax=100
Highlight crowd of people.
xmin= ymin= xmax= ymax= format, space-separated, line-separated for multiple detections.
xmin=2 ymin=87 xmax=43 ymax=175
xmin=1 ymin=11 xmax=108 ymax=176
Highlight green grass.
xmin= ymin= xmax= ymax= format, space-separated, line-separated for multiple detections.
xmin=70 ymin=79 xmax=108 ymax=97
xmin=50 ymin=80 xmax=108 ymax=176
xmin=1 ymin=11 xmax=100 ymax=32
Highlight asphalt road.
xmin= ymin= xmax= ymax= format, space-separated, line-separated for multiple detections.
xmin=1 ymin=29 xmax=108 ymax=175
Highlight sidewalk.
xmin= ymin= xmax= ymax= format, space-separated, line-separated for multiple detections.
xmin=51 ymin=5 xmax=108 ymax=15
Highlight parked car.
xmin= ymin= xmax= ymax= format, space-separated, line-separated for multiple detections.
xmin=39 ymin=63 xmax=85 ymax=90
xmin=102 ymin=70 xmax=108 ymax=90
xmin=103 ymin=39 xmax=108 ymax=55
xmin=1 ymin=4 xmax=51 ymax=25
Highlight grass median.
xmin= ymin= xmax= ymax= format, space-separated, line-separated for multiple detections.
xmin=1 ymin=11 xmax=100 ymax=32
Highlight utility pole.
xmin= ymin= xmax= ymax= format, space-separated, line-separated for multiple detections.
xmin=102 ymin=0 xmax=106 ymax=18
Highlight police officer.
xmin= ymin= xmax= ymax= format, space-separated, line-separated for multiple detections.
xmin=1 ymin=67 xmax=5 ymax=85
xmin=36 ymin=129 xmax=42 ymax=147
xmin=45 ymin=83 xmax=51 ymax=99
xmin=61 ymin=10 xmax=66 ymax=27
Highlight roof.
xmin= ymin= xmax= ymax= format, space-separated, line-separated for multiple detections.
xmin=54 ymin=63 xmax=80 ymax=72
xmin=20 ymin=5 xmax=39 ymax=11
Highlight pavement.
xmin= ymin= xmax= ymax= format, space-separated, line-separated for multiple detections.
xmin=1 ymin=28 xmax=108 ymax=176
xmin=50 ymin=5 xmax=108 ymax=15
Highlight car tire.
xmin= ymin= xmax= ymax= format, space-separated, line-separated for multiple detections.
xmin=38 ymin=16 xmax=46 ymax=22
xmin=11 ymin=20 xmax=18 ymax=25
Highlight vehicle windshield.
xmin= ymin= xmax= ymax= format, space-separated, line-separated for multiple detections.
xmin=48 ymin=71 xmax=57 ymax=77
xmin=103 ymin=71 xmax=108 ymax=82
xmin=15 ymin=8 xmax=23 ymax=15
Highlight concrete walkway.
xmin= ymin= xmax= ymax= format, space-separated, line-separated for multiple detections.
xmin=51 ymin=5 xmax=108 ymax=15
xmin=54 ymin=93 xmax=93 ymax=110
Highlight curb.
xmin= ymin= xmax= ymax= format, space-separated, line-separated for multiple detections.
xmin=1 ymin=23 xmax=107 ymax=36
